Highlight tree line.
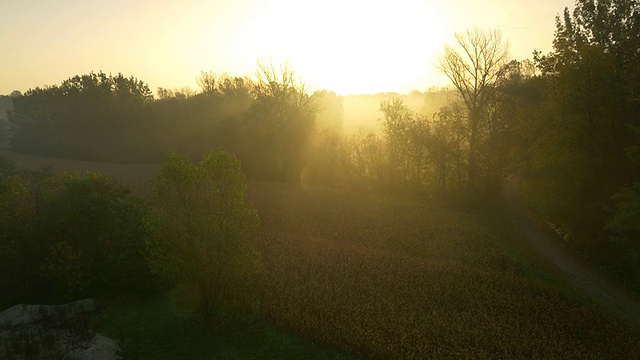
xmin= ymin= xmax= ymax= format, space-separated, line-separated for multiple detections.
xmin=512 ymin=0 xmax=640 ymax=285
xmin=3 ymin=0 xmax=639 ymax=290
xmin=5 ymin=63 xmax=330 ymax=183
xmin=305 ymin=0 xmax=640 ymax=285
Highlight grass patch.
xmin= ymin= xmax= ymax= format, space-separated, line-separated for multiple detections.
xmin=92 ymin=290 xmax=354 ymax=359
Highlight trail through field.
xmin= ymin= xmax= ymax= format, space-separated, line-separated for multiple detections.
xmin=501 ymin=175 xmax=640 ymax=330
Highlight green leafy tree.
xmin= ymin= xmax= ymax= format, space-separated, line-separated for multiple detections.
xmin=8 ymin=72 xmax=153 ymax=161
xmin=40 ymin=172 xmax=153 ymax=297
xmin=0 ymin=164 xmax=153 ymax=305
xmin=605 ymin=182 xmax=640 ymax=281
xmin=0 ymin=166 xmax=47 ymax=306
xmin=146 ymin=150 xmax=261 ymax=319
xmin=521 ymin=0 xmax=640 ymax=248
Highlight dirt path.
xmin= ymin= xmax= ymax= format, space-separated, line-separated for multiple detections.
xmin=501 ymin=175 xmax=640 ymax=330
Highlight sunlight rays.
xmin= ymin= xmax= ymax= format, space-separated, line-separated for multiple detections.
xmin=211 ymin=0 xmax=449 ymax=94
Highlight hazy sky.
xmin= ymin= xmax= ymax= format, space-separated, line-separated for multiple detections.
xmin=1 ymin=0 xmax=575 ymax=95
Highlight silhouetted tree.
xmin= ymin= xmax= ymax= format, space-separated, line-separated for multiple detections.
xmin=0 ymin=95 xmax=12 ymax=146
xmin=8 ymin=72 xmax=153 ymax=161
xmin=379 ymin=98 xmax=430 ymax=191
xmin=156 ymin=87 xmax=175 ymax=100
xmin=197 ymin=70 xmax=218 ymax=95
xmin=246 ymin=59 xmax=317 ymax=182
xmin=437 ymin=28 xmax=510 ymax=195
xmin=511 ymin=0 xmax=640 ymax=281
xmin=430 ymin=101 xmax=468 ymax=192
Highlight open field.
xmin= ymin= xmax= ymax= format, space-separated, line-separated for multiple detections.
xmin=3 ymin=150 xmax=640 ymax=358
xmin=251 ymin=182 xmax=640 ymax=358
xmin=0 ymin=150 xmax=159 ymax=196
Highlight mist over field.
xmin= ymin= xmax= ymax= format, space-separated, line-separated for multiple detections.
xmin=1 ymin=0 xmax=640 ymax=358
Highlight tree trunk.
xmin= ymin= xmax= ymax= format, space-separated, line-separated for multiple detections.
xmin=467 ymin=116 xmax=479 ymax=195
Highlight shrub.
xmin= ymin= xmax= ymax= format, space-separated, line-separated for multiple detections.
xmin=39 ymin=172 xmax=153 ymax=298
xmin=605 ymin=182 xmax=640 ymax=281
xmin=0 ymin=169 xmax=44 ymax=306
xmin=146 ymin=150 xmax=261 ymax=319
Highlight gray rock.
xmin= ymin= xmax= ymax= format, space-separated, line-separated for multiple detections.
xmin=0 ymin=299 xmax=120 ymax=360
xmin=0 ymin=299 xmax=96 ymax=328
xmin=66 ymin=333 xmax=121 ymax=360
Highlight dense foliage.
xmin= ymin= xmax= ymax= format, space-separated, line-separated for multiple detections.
xmin=0 ymin=158 xmax=153 ymax=307
xmin=146 ymin=150 xmax=261 ymax=319
xmin=40 ymin=172 xmax=152 ymax=297
xmin=6 ymin=67 xmax=319 ymax=182
xmin=8 ymin=72 xmax=153 ymax=161
xmin=510 ymin=0 xmax=640 ymax=284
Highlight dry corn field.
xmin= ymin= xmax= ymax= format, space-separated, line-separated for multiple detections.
xmin=3 ymin=150 xmax=640 ymax=359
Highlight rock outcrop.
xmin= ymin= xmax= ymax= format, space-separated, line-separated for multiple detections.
xmin=0 ymin=299 xmax=121 ymax=360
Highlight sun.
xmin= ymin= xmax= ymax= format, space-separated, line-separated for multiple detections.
xmin=228 ymin=0 xmax=450 ymax=94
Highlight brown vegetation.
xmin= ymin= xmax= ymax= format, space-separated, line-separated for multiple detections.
xmin=250 ymin=181 xmax=640 ymax=358
xmin=3 ymin=150 xmax=640 ymax=358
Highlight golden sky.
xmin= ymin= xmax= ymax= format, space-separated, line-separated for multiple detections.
xmin=0 ymin=0 xmax=575 ymax=95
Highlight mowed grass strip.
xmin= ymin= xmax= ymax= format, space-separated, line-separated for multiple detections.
xmin=249 ymin=182 xmax=640 ymax=359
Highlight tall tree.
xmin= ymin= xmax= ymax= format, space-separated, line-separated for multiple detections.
xmin=379 ymin=98 xmax=430 ymax=190
xmin=437 ymin=28 xmax=510 ymax=194
xmin=247 ymin=59 xmax=317 ymax=182
xmin=146 ymin=150 xmax=260 ymax=319
xmin=512 ymin=0 xmax=640 ymax=280
xmin=7 ymin=72 xmax=153 ymax=161
xmin=197 ymin=71 xmax=218 ymax=95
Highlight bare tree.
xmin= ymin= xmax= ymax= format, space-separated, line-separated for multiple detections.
xmin=254 ymin=58 xmax=315 ymax=119
xmin=197 ymin=71 xmax=218 ymax=95
xmin=251 ymin=58 xmax=317 ymax=182
xmin=437 ymin=27 xmax=510 ymax=193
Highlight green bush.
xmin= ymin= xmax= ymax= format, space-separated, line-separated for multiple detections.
xmin=0 ymin=165 xmax=153 ymax=306
xmin=606 ymin=182 xmax=640 ymax=281
xmin=39 ymin=172 xmax=153 ymax=298
xmin=0 ymin=167 xmax=45 ymax=306
xmin=146 ymin=150 xmax=261 ymax=319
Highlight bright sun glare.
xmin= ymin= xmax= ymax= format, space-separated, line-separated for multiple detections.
xmin=0 ymin=0 xmax=570 ymax=95
xmin=201 ymin=0 xmax=449 ymax=94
